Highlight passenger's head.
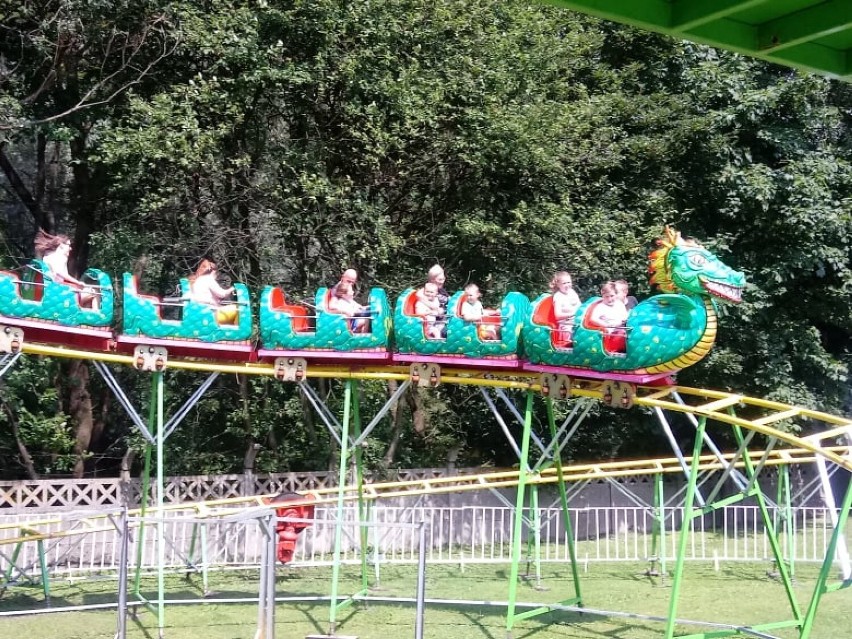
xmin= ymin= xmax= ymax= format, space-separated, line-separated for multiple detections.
xmin=428 ymin=264 xmax=446 ymax=287
xmin=550 ymin=271 xmax=573 ymax=294
xmin=423 ymin=282 xmax=439 ymax=299
xmin=336 ymin=282 xmax=355 ymax=298
xmin=614 ymin=279 xmax=629 ymax=301
xmin=194 ymin=259 xmax=217 ymax=279
xmin=34 ymin=229 xmax=72 ymax=259
xmin=464 ymin=284 xmax=481 ymax=302
xmin=340 ymin=269 xmax=358 ymax=286
xmin=600 ymin=281 xmax=618 ymax=305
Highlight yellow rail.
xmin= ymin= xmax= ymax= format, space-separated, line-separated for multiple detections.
xmin=6 ymin=340 xmax=851 ymax=545
xmin=2 ymin=445 xmax=848 ymax=546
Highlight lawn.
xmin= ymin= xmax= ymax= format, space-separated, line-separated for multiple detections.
xmin=1 ymin=561 xmax=849 ymax=638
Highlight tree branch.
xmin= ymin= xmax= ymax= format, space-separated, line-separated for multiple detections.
xmin=0 ymin=141 xmax=43 ymax=227
xmin=2 ymin=16 xmax=181 ymax=131
xmin=1 ymin=397 xmax=40 ymax=480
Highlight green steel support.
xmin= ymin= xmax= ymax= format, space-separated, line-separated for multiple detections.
xmin=328 ymin=379 xmax=353 ymax=634
xmin=732 ymin=424 xmax=801 ymax=624
xmin=133 ymin=377 xmax=158 ymax=601
xmin=666 ymin=418 xmax=803 ymax=639
xmin=185 ymin=522 xmax=210 ymax=595
xmin=663 ymin=416 xmax=706 ymax=639
xmin=505 ymin=390 xmax=535 ymax=635
xmin=650 ymin=472 xmax=667 ymax=577
xmin=532 ymin=485 xmax=542 ymax=586
xmin=776 ymin=464 xmax=795 ymax=579
xmin=505 ymin=393 xmax=584 ymax=633
xmin=799 ymin=469 xmax=852 ymax=639
xmin=36 ymin=539 xmax=49 ymax=603
xmin=545 ymin=398 xmax=582 ymax=604
xmin=154 ymin=371 xmax=166 ymax=638
xmin=351 ymin=381 xmax=370 ymax=595
xmin=3 ymin=542 xmax=23 ymax=586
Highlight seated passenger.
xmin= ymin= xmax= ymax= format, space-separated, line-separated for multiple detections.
xmin=590 ymin=281 xmax=629 ymax=327
xmin=460 ymin=284 xmax=500 ymax=341
xmin=414 ymin=282 xmax=445 ymax=339
xmin=34 ymin=229 xmax=99 ymax=309
xmin=615 ymin=279 xmax=638 ymax=311
xmin=330 ymin=268 xmax=359 ymax=297
xmin=187 ymin=259 xmax=238 ymax=325
xmin=327 ymin=281 xmax=370 ymax=333
xmin=417 ymin=264 xmax=449 ymax=321
xmin=550 ymin=271 xmax=581 ymax=344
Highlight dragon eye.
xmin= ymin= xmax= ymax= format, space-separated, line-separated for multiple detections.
xmin=688 ymin=253 xmax=707 ymax=268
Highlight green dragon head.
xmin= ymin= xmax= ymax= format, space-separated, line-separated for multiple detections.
xmin=649 ymin=227 xmax=745 ymax=302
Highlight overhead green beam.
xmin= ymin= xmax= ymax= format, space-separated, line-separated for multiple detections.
xmin=758 ymin=2 xmax=852 ymax=52
xmin=671 ymin=0 xmax=768 ymax=31
xmin=549 ymin=0 xmax=852 ymax=81
xmin=691 ymin=21 xmax=850 ymax=76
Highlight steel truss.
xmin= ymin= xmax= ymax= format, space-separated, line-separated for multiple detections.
xmin=0 ymin=342 xmax=850 ymax=638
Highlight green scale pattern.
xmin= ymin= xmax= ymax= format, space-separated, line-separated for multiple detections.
xmin=393 ymin=289 xmax=530 ymax=358
xmin=522 ymin=231 xmax=745 ymax=373
xmin=522 ymin=293 xmax=709 ymax=372
xmin=259 ymin=287 xmax=391 ymax=351
xmin=0 ymin=260 xmax=113 ymax=327
xmin=122 ymin=273 xmax=252 ymax=342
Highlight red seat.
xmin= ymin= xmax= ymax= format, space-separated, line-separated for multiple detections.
xmin=533 ymin=296 xmax=570 ymax=348
xmin=403 ymin=290 xmax=419 ymax=317
xmin=582 ymin=301 xmax=627 ymax=354
xmin=269 ymin=287 xmax=310 ymax=333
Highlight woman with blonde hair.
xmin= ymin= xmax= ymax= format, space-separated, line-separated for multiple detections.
xmin=550 ymin=271 xmax=581 ymax=344
xmin=187 ymin=259 xmax=238 ymax=325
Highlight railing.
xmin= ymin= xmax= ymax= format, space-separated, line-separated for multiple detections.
xmin=0 ymin=505 xmax=844 ymax=581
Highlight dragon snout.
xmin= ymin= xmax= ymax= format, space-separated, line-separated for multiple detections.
xmin=702 ymin=277 xmax=744 ymax=303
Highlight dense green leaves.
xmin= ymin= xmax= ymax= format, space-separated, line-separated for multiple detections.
xmin=0 ymin=1 xmax=850 ymax=478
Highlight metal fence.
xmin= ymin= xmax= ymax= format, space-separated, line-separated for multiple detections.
xmin=0 ymin=504 xmax=846 ymax=581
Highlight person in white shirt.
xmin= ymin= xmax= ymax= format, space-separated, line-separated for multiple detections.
xmin=414 ymin=282 xmax=445 ymax=339
xmin=327 ymin=281 xmax=370 ymax=333
xmin=590 ymin=281 xmax=628 ymax=327
xmin=33 ymin=229 xmax=98 ymax=308
xmin=187 ymin=259 xmax=238 ymax=325
xmin=590 ymin=281 xmax=628 ymax=355
xmin=416 ymin=264 xmax=450 ymax=322
xmin=460 ymin=283 xmax=499 ymax=341
xmin=550 ymin=271 xmax=581 ymax=344
xmin=330 ymin=268 xmax=358 ymax=297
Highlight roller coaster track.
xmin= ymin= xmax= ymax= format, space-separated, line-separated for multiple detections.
xmin=2 ymin=343 xmax=849 ymax=521
xmin=16 ymin=340 xmax=852 ymax=466
xmin=5 ymin=341 xmax=852 ymax=639
xmin=1 ymin=446 xmax=849 ymax=546
xmin=0 ymin=444 xmax=848 ymax=547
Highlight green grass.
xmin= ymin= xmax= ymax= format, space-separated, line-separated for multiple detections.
xmin=1 ymin=562 xmax=850 ymax=638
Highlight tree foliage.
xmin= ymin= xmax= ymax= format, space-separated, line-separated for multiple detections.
xmin=1 ymin=1 xmax=850 ymax=478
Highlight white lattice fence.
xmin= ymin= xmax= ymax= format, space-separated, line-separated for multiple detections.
xmin=0 ymin=468 xmax=480 ymax=512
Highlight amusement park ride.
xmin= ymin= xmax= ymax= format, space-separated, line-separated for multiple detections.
xmin=0 ymin=226 xmax=850 ymax=639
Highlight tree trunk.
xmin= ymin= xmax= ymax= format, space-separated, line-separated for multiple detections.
xmin=408 ymin=385 xmax=427 ymax=435
xmin=66 ymin=359 xmax=94 ymax=478
xmin=1 ymin=398 xmax=39 ymax=480
xmin=381 ymin=379 xmax=407 ymax=469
